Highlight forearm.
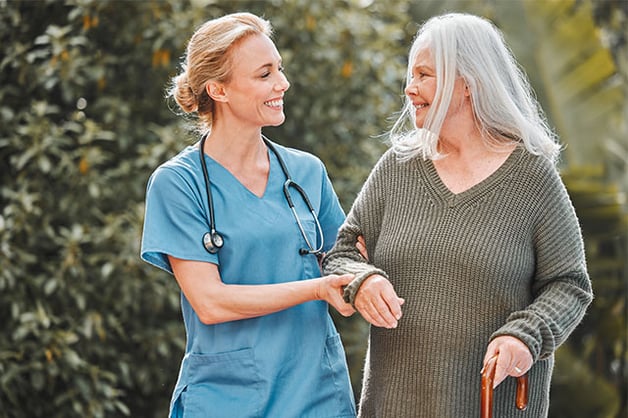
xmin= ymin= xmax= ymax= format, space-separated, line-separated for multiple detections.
xmin=197 ymin=279 xmax=323 ymax=324
xmin=491 ymin=272 xmax=593 ymax=360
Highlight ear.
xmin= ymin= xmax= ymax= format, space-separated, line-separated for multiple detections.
xmin=206 ymin=81 xmax=227 ymax=102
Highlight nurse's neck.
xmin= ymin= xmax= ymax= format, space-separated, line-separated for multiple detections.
xmin=203 ymin=127 xmax=268 ymax=174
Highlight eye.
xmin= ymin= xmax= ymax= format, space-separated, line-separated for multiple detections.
xmin=278 ymin=65 xmax=285 ymax=73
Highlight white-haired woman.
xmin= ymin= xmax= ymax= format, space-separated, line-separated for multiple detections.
xmin=323 ymin=12 xmax=592 ymax=418
xmin=141 ymin=12 xmax=356 ymax=418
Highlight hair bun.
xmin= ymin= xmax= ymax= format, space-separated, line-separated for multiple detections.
xmin=172 ymin=73 xmax=198 ymax=113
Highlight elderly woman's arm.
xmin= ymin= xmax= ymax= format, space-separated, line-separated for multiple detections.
xmin=323 ymin=150 xmax=404 ymax=329
xmin=485 ymin=166 xmax=593 ymax=387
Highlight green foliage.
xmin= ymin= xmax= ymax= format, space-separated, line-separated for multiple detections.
xmin=0 ymin=1 xmax=189 ymax=416
xmin=560 ymin=167 xmax=628 ymax=418
xmin=551 ymin=344 xmax=621 ymax=418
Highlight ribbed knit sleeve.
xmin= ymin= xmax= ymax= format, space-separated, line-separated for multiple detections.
xmin=322 ymin=150 xmax=394 ymax=305
xmin=490 ymin=158 xmax=593 ymax=360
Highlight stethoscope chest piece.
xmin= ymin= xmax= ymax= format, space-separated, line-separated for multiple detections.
xmin=203 ymin=231 xmax=224 ymax=254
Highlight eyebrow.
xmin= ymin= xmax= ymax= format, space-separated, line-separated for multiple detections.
xmin=256 ymin=60 xmax=282 ymax=72
xmin=412 ymin=64 xmax=432 ymax=72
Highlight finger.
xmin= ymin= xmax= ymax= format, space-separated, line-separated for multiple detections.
xmin=335 ymin=273 xmax=354 ymax=285
xmin=336 ymin=303 xmax=355 ymax=317
xmin=482 ymin=351 xmax=497 ymax=373
xmin=358 ymin=297 xmax=391 ymax=328
xmin=358 ymin=304 xmax=386 ymax=328
xmin=481 ymin=354 xmax=497 ymax=377
xmin=512 ymin=365 xmax=524 ymax=377
xmin=493 ymin=352 xmax=514 ymax=388
xmin=371 ymin=296 xmax=399 ymax=328
xmin=356 ymin=236 xmax=368 ymax=260
xmin=382 ymin=291 xmax=403 ymax=320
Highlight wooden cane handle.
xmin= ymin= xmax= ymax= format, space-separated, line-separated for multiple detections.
xmin=481 ymin=356 xmax=529 ymax=418
xmin=515 ymin=373 xmax=528 ymax=410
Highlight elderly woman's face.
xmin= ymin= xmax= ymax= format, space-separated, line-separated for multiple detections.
xmin=405 ymin=48 xmax=436 ymax=128
xmin=405 ymin=47 xmax=469 ymax=130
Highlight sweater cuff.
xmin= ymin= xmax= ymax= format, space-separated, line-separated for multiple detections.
xmin=342 ymin=268 xmax=388 ymax=307
xmin=490 ymin=321 xmax=544 ymax=362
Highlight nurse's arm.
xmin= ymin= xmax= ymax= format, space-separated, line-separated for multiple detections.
xmin=168 ymin=255 xmax=356 ymax=324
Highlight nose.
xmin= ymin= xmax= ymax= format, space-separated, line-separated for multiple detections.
xmin=405 ymin=80 xmax=418 ymax=97
xmin=277 ymin=72 xmax=290 ymax=92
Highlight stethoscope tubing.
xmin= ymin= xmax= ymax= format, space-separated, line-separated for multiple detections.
xmin=284 ymin=180 xmax=324 ymax=255
xmin=198 ymin=134 xmax=324 ymax=256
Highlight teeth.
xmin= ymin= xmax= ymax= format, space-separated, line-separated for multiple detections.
xmin=414 ymin=103 xmax=428 ymax=109
xmin=264 ymin=99 xmax=283 ymax=107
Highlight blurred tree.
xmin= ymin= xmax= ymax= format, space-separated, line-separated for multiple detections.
xmin=0 ymin=0 xmax=196 ymax=416
xmin=512 ymin=1 xmax=627 ymax=417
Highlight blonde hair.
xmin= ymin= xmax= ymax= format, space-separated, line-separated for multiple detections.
xmin=169 ymin=12 xmax=272 ymax=132
xmin=391 ymin=13 xmax=561 ymax=163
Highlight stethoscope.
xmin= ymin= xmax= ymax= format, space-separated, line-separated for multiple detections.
xmin=199 ymin=134 xmax=325 ymax=256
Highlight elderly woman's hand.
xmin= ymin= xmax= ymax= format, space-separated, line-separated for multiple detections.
xmin=354 ymin=274 xmax=404 ymax=328
xmin=482 ymin=336 xmax=533 ymax=388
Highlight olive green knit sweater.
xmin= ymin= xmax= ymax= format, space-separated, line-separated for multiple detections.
xmin=323 ymin=146 xmax=592 ymax=418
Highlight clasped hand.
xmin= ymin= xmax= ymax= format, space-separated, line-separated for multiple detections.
xmin=353 ymin=274 xmax=405 ymax=328
xmin=318 ymin=274 xmax=356 ymax=317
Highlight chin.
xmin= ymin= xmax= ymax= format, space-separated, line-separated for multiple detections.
xmin=269 ymin=116 xmax=286 ymax=126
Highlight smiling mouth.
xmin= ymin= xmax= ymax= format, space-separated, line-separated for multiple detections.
xmin=264 ymin=99 xmax=283 ymax=108
xmin=414 ymin=103 xmax=428 ymax=110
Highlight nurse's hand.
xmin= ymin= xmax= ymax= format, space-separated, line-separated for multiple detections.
xmin=354 ymin=274 xmax=404 ymax=329
xmin=318 ymin=274 xmax=356 ymax=317
xmin=356 ymin=235 xmax=368 ymax=260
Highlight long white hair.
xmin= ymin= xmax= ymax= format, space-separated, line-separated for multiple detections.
xmin=390 ymin=13 xmax=561 ymax=163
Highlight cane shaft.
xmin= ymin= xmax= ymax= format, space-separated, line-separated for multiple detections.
xmin=481 ymin=356 xmax=529 ymax=418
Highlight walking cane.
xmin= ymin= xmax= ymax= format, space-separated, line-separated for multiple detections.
xmin=481 ymin=355 xmax=529 ymax=418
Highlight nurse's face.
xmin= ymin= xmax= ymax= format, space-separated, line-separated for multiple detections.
xmin=220 ymin=34 xmax=290 ymax=129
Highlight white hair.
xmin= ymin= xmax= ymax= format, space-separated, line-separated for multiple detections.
xmin=390 ymin=13 xmax=561 ymax=163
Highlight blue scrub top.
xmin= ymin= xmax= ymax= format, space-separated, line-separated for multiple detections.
xmin=141 ymin=139 xmax=355 ymax=418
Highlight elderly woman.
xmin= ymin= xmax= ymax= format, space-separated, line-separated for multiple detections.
xmin=323 ymin=12 xmax=592 ymax=418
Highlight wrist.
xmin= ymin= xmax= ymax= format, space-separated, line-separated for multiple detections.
xmin=342 ymin=269 xmax=387 ymax=306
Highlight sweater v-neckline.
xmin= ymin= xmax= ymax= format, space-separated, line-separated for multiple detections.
xmin=419 ymin=146 xmax=524 ymax=207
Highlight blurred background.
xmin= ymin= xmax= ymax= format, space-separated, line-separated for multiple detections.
xmin=0 ymin=0 xmax=626 ymax=416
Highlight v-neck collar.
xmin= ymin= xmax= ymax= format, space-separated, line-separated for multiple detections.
xmin=200 ymin=146 xmax=276 ymax=200
xmin=417 ymin=146 xmax=524 ymax=208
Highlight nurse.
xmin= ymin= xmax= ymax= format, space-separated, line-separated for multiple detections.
xmin=140 ymin=12 xmax=357 ymax=418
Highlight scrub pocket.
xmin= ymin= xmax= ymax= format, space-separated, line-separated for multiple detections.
xmin=321 ymin=334 xmax=357 ymax=417
xmin=171 ymin=348 xmax=264 ymax=418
